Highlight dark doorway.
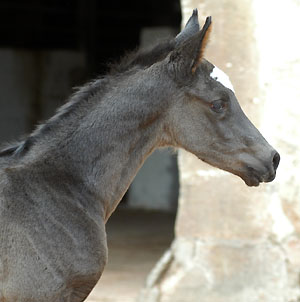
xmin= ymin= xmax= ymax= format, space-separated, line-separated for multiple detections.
xmin=0 ymin=0 xmax=181 ymax=76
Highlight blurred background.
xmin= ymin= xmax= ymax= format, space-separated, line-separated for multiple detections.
xmin=1 ymin=0 xmax=300 ymax=301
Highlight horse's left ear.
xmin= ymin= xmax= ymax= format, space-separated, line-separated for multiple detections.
xmin=175 ymin=9 xmax=200 ymax=46
xmin=169 ymin=16 xmax=212 ymax=80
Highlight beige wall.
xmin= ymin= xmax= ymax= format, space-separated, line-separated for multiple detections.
xmin=139 ymin=0 xmax=300 ymax=301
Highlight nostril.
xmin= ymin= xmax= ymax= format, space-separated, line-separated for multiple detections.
xmin=272 ymin=152 xmax=280 ymax=171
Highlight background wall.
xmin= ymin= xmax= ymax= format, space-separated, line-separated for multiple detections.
xmin=139 ymin=0 xmax=300 ymax=301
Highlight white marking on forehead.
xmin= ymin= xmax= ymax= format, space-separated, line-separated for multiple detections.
xmin=210 ymin=66 xmax=235 ymax=92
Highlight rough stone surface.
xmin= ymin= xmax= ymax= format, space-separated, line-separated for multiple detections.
xmin=138 ymin=0 xmax=300 ymax=301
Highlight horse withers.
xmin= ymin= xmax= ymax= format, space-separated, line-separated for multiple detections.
xmin=0 ymin=10 xmax=279 ymax=302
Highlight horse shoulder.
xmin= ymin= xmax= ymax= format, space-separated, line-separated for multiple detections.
xmin=0 ymin=165 xmax=107 ymax=302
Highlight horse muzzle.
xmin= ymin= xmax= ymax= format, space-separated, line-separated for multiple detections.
xmin=242 ymin=151 xmax=280 ymax=187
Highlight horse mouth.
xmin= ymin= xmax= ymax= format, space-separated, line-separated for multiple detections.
xmin=196 ymin=156 xmax=278 ymax=187
xmin=241 ymin=167 xmax=276 ymax=187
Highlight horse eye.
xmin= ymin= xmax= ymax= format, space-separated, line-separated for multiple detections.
xmin=210 ymin=100 xmax=226 ymax=113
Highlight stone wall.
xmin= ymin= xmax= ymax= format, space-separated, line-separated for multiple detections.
xmin=138 ymin=0 xmax=300 ymax=301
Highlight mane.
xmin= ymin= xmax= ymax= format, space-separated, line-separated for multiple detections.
xmin=0 ymin=77 xmax=109 ymax=158
xmin=0 ymin=38 xmax=175 ymax=158
xmin=109 ymin=39 xmax=175 ymax=74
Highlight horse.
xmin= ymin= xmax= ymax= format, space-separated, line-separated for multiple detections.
xmin=0 ymin=9 xmax=279 ymax=302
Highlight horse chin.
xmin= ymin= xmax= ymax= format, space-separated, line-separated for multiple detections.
xmin=240 ymin=167 xmax=276 ymax=187
xmin=197 ymin=156 xmax=274 ymax=187
xmin=242 ymin=176 xmax=261 ymax=187
xmin=227 ymin=168 xmax=261 ymax=187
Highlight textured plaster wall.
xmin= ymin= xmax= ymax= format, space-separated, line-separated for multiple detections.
xmin=138 ymin=0 xmax=300 ymax=301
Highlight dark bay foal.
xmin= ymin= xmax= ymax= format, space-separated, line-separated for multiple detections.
xmin=0 ymin=10 xmax=279 ymax=302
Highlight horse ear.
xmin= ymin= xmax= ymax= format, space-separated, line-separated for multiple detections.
xmin=191 ymin=16 xmax=212 ymax=73
xmin=175 ymin=9 xmax=200 ymax=46
xmin=169 ymin=16 xmax=212 ymax=79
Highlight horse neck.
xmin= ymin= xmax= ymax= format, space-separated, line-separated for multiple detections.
xmin=31 ymin=66 xmax=172 ymax=221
